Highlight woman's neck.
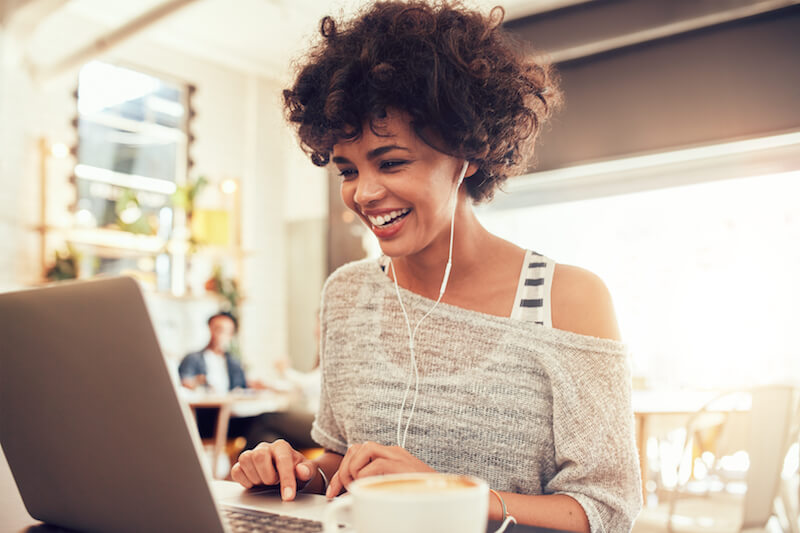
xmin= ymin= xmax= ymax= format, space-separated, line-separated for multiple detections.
xmin=389 ymin=203 xmax=494 ymax=299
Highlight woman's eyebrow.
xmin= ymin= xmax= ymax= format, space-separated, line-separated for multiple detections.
xmin=366 ymin=145 xmax=410 ymax=160
xmin=332 ymin=145 xmax=411 ymax=165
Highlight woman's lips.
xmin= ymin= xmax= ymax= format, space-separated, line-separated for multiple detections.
xmin=366 ymin=209 xmax=411 ymax=239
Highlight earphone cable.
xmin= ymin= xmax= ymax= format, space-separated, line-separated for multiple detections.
xmin=392 ymin=258 xmax=446 ymax=448
xmin=393 ymin=161 xmax=468 ymax=449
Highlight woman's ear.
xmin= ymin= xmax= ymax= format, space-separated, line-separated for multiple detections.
xmin=465 ymin=161 xmax=480 ymax=179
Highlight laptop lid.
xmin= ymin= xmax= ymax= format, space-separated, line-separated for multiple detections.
xmin=0 ymin=276 xmax=227 ymax=533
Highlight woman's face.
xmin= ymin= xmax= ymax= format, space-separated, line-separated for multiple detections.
xmin=332 ymin=110 xmax=470 ymax=260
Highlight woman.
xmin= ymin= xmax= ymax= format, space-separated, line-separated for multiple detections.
xmin=232 ymin=2 xmax=642 ymax=531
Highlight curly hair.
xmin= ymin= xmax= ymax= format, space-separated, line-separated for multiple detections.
xmin=283 ymin=0 xmax=561 ymax=203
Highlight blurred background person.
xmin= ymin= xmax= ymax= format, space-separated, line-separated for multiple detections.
xmin=179 ymin=311 xmax=249 ymax=393
xmin=179 ymin=310 xmax=320 ymax=452
xmin=179 ymin=311 xmax=269 ymax=451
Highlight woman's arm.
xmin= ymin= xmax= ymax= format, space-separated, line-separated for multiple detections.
xmin=545 ymin=264 xmax=642 ymax=531
xmin=551 ymin=263 xmax=621 ymax=341
xmin=489 ymin=492 xmax=589 ymax=533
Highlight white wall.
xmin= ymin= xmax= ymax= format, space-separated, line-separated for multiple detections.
xmin=282 ymin=96 xmax=329 ymax=371
xmin=0 ymin=15 xmax=328 ymax=378
xmin=0 ymin=26 xmax=41 ymax=291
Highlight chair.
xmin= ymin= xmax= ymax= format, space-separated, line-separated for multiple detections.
xmin=634 ymin=385 xmax=799 ymax=533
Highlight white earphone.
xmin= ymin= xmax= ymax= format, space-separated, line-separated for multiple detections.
xmin=392 ymin=160 xmax=469 ymax=449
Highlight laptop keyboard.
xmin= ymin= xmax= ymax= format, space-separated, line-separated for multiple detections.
xmin=222 ymin=505 xmax=325 ymax=532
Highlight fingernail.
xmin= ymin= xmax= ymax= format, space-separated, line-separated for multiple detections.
xmin=325 ymin=487 xmax=332 ymax=499
xmin=283 ymin=486 xmax=294 ymax=500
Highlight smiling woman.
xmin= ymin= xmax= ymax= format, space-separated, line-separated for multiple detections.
xmin=231 ymin=3 xmax=642 ymax=532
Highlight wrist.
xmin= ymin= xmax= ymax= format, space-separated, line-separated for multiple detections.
xmin=488 ymin=489 xmax=517 ymax=531
xmin=300 ymin=463 xmax=329 ymax=495
xmin=315 ymin=465 xmax=329 ymax=495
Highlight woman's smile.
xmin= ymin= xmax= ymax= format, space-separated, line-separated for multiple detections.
xmin=364 ymin=207 xmax=413 ymax=239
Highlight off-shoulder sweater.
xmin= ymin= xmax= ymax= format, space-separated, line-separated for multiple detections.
xmin=311 ymin=259 xmax=642 ymax=532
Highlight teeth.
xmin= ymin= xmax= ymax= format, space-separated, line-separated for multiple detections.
xmin=368 ymin=208 xmax=410 ymax=227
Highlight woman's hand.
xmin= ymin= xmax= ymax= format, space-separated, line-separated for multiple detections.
xmin=231 ymin=440 xmax=316 ymax=501
xmin=326 ymin=441 xmax=436 ymax=498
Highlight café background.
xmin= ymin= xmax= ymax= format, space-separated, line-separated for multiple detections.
xmin=1 ymin=0 xmax=799 ymax=389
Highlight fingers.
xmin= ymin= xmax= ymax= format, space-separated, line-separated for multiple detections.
xmin=325 ymin=442 xmax=435 ymax=499
xmin=326 ymin=442 xmax=390 ymax=498
xmin=354 ymin=458 xmax=392 ymax=479
xmin=329 ymin=443 xmax=360 ymax=497
xmin=235 ymin=449 xmax=263 ymax=487
xmin=273 ymin=442 xmax=298 ymax=501
xmin=295 ymin=460 xmax=316 ymax=481
xmin=253 ymin=448 xmax=279 ymax=486
xmin=230 ymin=440 xmax=306 ymax=501
xmin=344 ymin=442 xmax=392 ymax=478
xmin=326 ymin=470 xmax=343 ymax=499
xmin=230 ymin=462 xmax=252 ymax=489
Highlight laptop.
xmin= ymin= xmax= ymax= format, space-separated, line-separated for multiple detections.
xmin=0 ymin=276 xmax=337 ymax=533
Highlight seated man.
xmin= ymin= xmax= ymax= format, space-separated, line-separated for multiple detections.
xmin=178 ymin=311 xmax=316 ymax=452
xmin=178 ymin=311 xmax=261 ymax=449
xmin=179 ymin=311 xmax=246 ymax=394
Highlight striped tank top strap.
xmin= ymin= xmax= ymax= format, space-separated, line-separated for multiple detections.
xmin=509 ymin=250 xmax=555 ymax=327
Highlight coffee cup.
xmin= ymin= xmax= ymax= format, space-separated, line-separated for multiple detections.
xmin=322 ymin=472 xmax=488 ymax=533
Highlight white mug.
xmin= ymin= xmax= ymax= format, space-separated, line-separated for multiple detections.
xmin=323 ymin=472 xmax=489 ymax=533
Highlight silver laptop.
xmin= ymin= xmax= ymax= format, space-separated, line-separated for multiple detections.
xmin=0 ymin=276 xmax=333 ymax=533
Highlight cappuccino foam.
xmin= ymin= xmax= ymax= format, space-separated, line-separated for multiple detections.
xmin=363 ymin=476 xmax=477 ymax=493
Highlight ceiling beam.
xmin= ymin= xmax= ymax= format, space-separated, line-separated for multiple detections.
xmin=2 ymin=0 xmax=70 ymax=38
xmin=29 ymin=0 xmax=201 ymax=82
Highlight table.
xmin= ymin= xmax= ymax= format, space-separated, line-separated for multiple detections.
xmin=185 ymin=390 xmax=293 ymax=478
xmin=1 ymin=446 xmax=572 ymax=533
xmin=632 ymin=389 xmax=751 ymax=500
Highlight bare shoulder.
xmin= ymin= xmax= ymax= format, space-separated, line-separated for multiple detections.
xmin=551 ymin=263 xmax=621 ymax=341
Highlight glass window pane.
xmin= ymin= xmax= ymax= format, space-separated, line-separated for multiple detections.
xmin=77 ymin=61 xmax=185 ymax=128
xmin=478 ymin=171 xmax=800 ymax=388
xmin=77 ymin=120 xmax=179 ymax=182
xmin=74 ymin=180 xmax=171 ymax=236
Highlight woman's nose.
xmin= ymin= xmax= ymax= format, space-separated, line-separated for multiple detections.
xmin=353 ymin=172 xmax=386 ymax=207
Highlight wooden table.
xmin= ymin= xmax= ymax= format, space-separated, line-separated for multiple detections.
xmin=185 ymin=390 xmax=293 ymax=478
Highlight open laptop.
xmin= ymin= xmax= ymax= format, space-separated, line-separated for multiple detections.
xmin=0 ymin=276 xmax=336 ymax=533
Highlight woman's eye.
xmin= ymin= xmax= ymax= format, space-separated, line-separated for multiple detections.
xmin=338 ymin=168 xmax=357 ymax=180
xmin=380 ymin=160 xmax=408 ymax=170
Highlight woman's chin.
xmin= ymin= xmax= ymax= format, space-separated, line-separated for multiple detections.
xmin=377 ymin=244 xmax=404 ymax=259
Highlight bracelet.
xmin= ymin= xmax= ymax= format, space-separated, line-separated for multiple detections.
xmin=489 ymin=489 xmax=508 ymax=521
xmin=316 ymin=466 xmax=329 ymax=494
xmin=489 ymin=489 xmax=517 ymax=533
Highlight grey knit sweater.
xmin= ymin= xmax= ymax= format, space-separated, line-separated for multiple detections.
xmin=312 ymin=259 xmax=642 ymax=532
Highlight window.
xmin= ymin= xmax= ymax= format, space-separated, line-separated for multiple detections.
xmin=72 ymin=61 xmax=192 ymax=291
xmin=478 ymin=170 xmax=800 ymax=389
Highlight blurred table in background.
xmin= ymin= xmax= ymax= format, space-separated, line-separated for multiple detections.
xmin=185 ymin=390 xmax=293 ymax=478
xmin=632 ymin=389 xmax=751 ymax=501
